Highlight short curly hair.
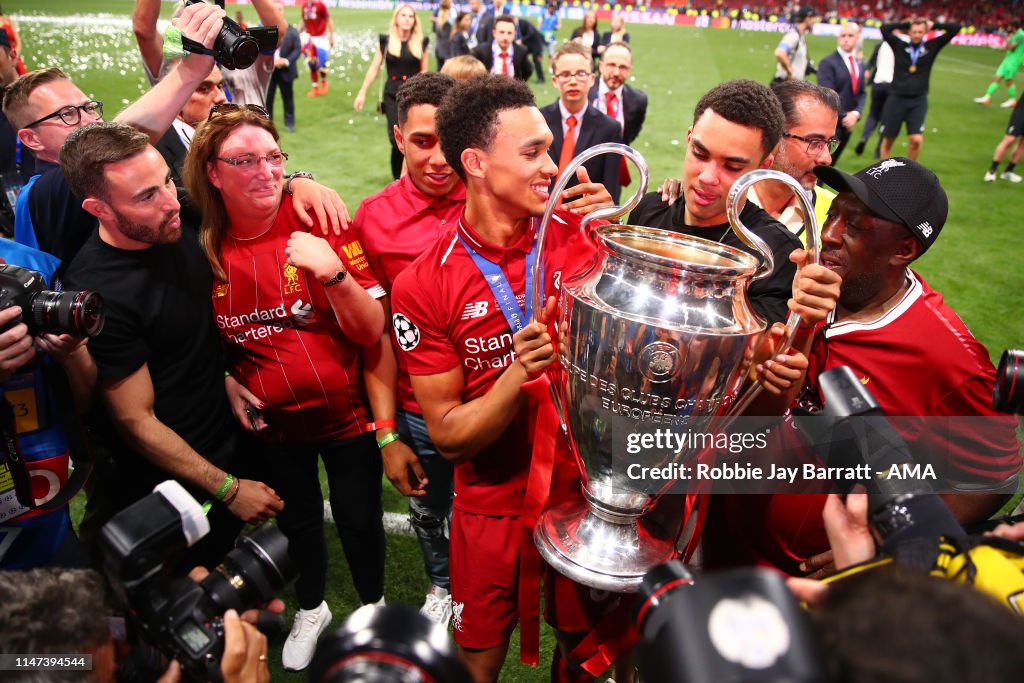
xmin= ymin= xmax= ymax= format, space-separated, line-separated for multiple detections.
xmin=693 ymin=79 xmax=784 ymax=159
xmin=0 ymin=568 xmax=110 ymax=657
xmin=436 ymin=75 xmax=536 ymax=181
xmin=397 ymin=72 xmax=456 ymax=127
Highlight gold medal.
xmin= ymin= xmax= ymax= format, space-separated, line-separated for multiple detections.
xmin=909 ymin=65 xmax=917 ymax=73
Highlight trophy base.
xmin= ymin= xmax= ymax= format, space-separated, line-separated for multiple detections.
xmin=535 ymin=499 xmax=677 ymax=593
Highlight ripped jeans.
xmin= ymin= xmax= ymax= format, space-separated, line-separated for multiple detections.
xmin=396 ymin=409 xmax=454 ymax=590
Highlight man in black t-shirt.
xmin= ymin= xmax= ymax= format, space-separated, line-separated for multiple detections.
xmin=60 ymin=123 xmax=285 ymax=567
xmin=629 ymin=79 xmax=801 ymax=324
xmin=878 ymin=18 xmax=960 ymax=160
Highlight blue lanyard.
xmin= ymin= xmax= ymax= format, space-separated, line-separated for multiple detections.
xmin=458 ymin=221 xmax=543 ymax=333
xmin=908 ymin=44 xmax=924 ymax=66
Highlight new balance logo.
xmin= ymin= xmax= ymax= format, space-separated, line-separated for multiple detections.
xmin=866 ymin=159 xmax=906 ymax=178
xmin=461 ymin=301 xmax=489 ymax=319
xmin=916 ymin=221 xmax=933 ymax=238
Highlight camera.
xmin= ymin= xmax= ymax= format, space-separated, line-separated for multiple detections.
xmin=309 ymin=603 xmax=472 ymax=683
xmin=993 ymin=349 xmax=1022 ymax=415
xmin=634 ymin=562 xmax=826 ymax=683
xmin=793 ymin=366 xmax=964 ymax=552
xmin=182 ymin=0 xmax=278 ymax=70
xmin=101 ymin=480 xmax=296 ymax=682
xmin=0 ymin=264 xmax=103 ymax=337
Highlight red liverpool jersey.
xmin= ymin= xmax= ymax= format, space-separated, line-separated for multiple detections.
xmin=213 ymin=197 xmax=386 ymax=444
xmin=352 ymin=175 xmax=467 ymax=412
xmin=301 ymin=1 xmax=330 ymax=37
xmin=390 ymin=210 xmax=588 ymax=515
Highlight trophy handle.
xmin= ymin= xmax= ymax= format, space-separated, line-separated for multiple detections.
xmin=531 ymin=143 xmax=650 ymax=429
xmin=724 ymin=169 xmax=823 ymax=418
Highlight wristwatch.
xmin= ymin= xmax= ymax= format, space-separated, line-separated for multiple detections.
xmin=321 ymin=268 xmax=348 ymax=287
xmin=283 ymin=171 xmax=316 ymax=195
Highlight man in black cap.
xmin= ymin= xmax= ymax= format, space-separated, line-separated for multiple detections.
xmin=703 ymin=157 xmax=1022 ymax=577
xmin=773 ymin=8 xmax=818 ymax=83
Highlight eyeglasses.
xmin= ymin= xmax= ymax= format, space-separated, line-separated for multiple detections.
xmin=216 ymin=151 xmax=289 ymax=169
xmin=25 ymin=100 xmax=103 ymax=128
xmin=782 ymin=131 xmax=841 ymax=155
xmin=195 ymin=81 xmax=226 ymax=96
xmin=554 ymin=70 xmax=593 ymax=82
xmin=207 ymin=103 xmax=270 ymax=121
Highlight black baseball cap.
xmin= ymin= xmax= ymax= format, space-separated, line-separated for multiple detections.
xmin=792 ymin=7 xmax=818 ymax=22
xmin=814 ymin=158 xmax=948 ymax=254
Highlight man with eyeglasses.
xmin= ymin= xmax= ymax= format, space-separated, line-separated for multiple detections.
xmin=3 ymin=2 xmax=344 ymax=274
xmin=541 ymin=42 xmax=622 ymax=202
xmin=747 ymin=80 xmax=840 ymax=246
xmin=704 ymin=158 xmax=1021 ymax=578
xmin=589 ymin=42 xmax=647 ymax=149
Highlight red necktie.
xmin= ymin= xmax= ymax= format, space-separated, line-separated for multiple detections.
xmin=849 ymin=55 xmax=858 ymax=92
xmin=605 ymin=91 xmax=618 ymax=119
xmin=500 ymin=52 xmax=510 ymax=76
xmin=558 ymin=115 xmax=577 ymax=174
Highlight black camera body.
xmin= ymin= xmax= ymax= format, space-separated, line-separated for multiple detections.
xmin=182 ymin=0 xmax=278 ymax=70
xmin=101 ymin=481 xmax=295 ymax=682
xmin=0 ymin=264 xmax=103 ymax=337
xmin=635 ymin=562 xmax=827 ymax=683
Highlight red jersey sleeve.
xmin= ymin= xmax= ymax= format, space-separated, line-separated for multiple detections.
xmin=330 ymin=232 xmax=385 ymax=299
xmin=391 ymin=263 xmax=461 ymax=376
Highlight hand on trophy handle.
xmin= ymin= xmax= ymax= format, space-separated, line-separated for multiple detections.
xmin=788 ymin=248 xmax=841 ymax=327
xmin=514 ymin=295 xmax=559 ymax=380
xmin=559 ymin=166 xmax=614 ymax=216
xmin=755 ymin=323 xmax=810 ymax=397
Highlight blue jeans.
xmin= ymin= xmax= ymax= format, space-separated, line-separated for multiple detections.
xmin=396 ymin=409 xmax=453 ymax=590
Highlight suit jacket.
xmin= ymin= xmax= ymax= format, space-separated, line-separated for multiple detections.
xmin=277 ymin=24 xmax=302 ymax=82
xmin=588 ymin=82 xmax=648 ymax=146
xmin=473 ymin=9 xmax=494 ymax=48
xmin=449 ymin=31 xmax=470 ymax=57
xmin=817 ymin=50 xmax=867 ymax=119
xmin=154 ymin=125 xmax=188 ymax=189
xmin=471 ymin=43 xmax=533 ymax=82
xmin=540 ymin=102 xmax=623 ymax=202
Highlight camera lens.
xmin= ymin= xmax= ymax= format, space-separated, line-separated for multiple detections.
xmin=30 ymin=289 xmax=104 ymax=337
xmin=201 ymin=524 xmax=296 ymax=614
xmin=993 ymin=349 xmax=1023 ymax=415
xmin=635 ymin=560 xmax=695 ymax=634
xmin=229 ymin=37 xmax=259 ymax=70
xmin=309 ymin=604 xmax=472 ymax=683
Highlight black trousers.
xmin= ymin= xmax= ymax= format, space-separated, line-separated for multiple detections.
xmin=267 ymin=71 xmax=296 ymax=129
xmin=254 ymin=432 xmax=385 ymax=610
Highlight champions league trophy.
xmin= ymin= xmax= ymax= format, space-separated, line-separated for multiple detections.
xmin=531 ymin=144 xmax=820 ymax=592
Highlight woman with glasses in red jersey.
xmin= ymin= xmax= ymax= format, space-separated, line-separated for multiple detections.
xmin=183 ymin=103 xmax=389 ymax=672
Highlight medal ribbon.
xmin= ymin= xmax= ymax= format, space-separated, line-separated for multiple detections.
xmin=458 ymin=219 xmax=543 ymax=333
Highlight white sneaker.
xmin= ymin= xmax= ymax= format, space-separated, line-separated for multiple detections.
xmin=975 ymin=95 xmax=991 ymax=104
xmin=366 ymin=595 xmax=386 ymax=607
xmin=985 ymin=170 xmax=998 ymax=182
xmin=1000 ymin=171 xmax=1023 ymax=183
xmin=420 ymin=585 xmax=452 ymax=626
xmin=282 ymin=601 xmax=332 ymax=671
xmin=1001 ymin=99 xmax=1018 ymax=108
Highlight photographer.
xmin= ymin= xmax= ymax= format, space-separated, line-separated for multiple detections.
xmin=0 ymin=566 xmax=272 ymax=683
xmin=0 ymin=239 xmax=94 ymax=570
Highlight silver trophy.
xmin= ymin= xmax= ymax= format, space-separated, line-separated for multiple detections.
xmin=532 ymin=144 xmax=820 ymax=592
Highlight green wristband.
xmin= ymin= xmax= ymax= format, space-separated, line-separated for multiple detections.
xmin=376 ymin=431 xmax=401 ymax=449
xmin=163 ymin=26 xmax=187 ymax=60
xmin=214 ymin=473 xmax=236 ymax=501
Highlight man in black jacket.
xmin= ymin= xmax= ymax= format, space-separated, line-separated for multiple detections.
xmin=541 ymin=42 xmax=622 ymax=201
xmin=268 ymin=23 xmax=302 ymax=132
xmin=588 ymin=42 xmax=647 ymax=146
xmin=471 ymin=16 xmax=532 ymax=82
xmin=879 ymin=18 xmax=960 ymax=160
